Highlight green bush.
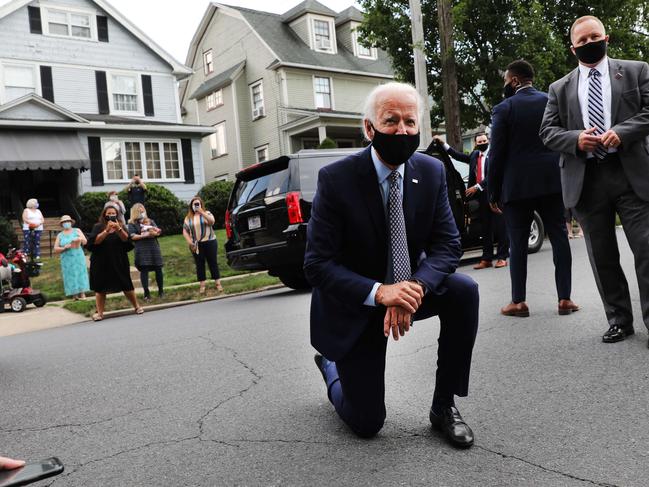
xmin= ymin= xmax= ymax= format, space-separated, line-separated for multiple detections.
xmin=0 ymin=216 xmax=18 ymax=254
xmin=318 ymin=137 xmax=338 ymax=149
xmin=198 ymin=180 xmax=234 ymax=229
xmin=75 ymin=192 xmax=109 ymax=232
xmin=118 ymin=184 xmax=186 ymax=235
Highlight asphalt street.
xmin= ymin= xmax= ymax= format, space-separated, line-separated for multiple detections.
xmin=1 ymin=229 xmax=647 ymax=486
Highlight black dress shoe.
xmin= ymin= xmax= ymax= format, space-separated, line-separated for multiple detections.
xmin=429 ymin=406 xmax=474 ymax=448
xmin=602 ymin=325 xmax=634 ymax=343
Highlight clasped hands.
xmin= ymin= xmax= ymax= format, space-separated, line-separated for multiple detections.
xmin=375 ymin=281 xmax=425 ymax=341
xmin=578 ymin=127 xmax=620 ymax=152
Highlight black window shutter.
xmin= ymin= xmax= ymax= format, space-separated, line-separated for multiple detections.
xmin=181 ymin=139 xmax=195 ymax=184
xmin=97 ymin=15 xmax=109 ymax=42
xmin=88 ymin=137 xmax=104 ymax=186
xmin=142 ymin=75 xmax=154 ymax=116
xmin=28 ymin=6 xmax=42 ymax=34
xmin=95 ymin=71 xmax=109 ymax=114
xmin=40 ymin=66 xmax=54 ymax=103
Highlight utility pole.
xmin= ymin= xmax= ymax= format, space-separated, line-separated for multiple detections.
xmin=408 ymin=0 xmax=432 ymax=148
xmin=436 ymin=0 xmax=462 ymax=149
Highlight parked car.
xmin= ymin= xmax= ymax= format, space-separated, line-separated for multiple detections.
xmin=225 ymin=148 xmax=543 ymax=290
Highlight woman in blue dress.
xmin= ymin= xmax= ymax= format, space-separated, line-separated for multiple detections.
xmin=53 ymin=215 xmax=90 ymax=300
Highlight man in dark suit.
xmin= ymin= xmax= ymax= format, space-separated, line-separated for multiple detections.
xmin=434 ymin=133 xmax=509 ymax=269
xmin=305 ymin=82 xmax=479 ymax=447
xmin=540 ymin=16 xmax=649 ymax=345
xmin=488 ymin=60 xmax=579 ymax=318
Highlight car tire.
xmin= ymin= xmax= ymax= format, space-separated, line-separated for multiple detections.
xmin=11 ymin=297 xmax=27 ymax=312
xmin=528 ymin=213 xmax=544 ymax=254
xmin=278 ymin=272 xmax=311 ymax=290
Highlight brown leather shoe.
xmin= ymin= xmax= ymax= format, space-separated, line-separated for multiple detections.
xmin=473 ymin=260 xmax=493 ymax=270
xmin=494 ymin=259 xmax=508 ymax=268
xmin=501 ymin=302 xmax=530 ymax=317
xmin=558 ymin=299 xmax=580 ymax=315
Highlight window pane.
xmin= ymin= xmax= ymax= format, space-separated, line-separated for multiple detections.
xmin=5 ymin=66 xmax=35 ymax=88
xmin=70 ymin=13 xmax=90 ymax=26
xmin=145 ymin=143 xmax=162 ymax=179
xmin=124 ymin=142 xmax=142 ymax=179
xmin=104 ymin=141 xmax=123 ymax=180
xmin=314 ymin=20 xmax=330 ymax=39
xmin=251 ymin=84 xmax=263 ymax=110
xmin=48 ymin=10 xmax=68 ymax=23
xmin=113 ymin=94 xmax=138 ymax=111
xmin=71 ymin=25 xmax=91 ymax=38
xmin=210 ymin=125 xmax=226 ymax=157
xmin=48 ymin=22 xmax=69 ymax=35
xmin=163 ymin=143 xmax=180 ymax=178
xmin=314 ymin=77 xmax=331 ymax=109
xmin=215 ymin=90 xmax=223 ymax=105
xmin=113 ymin=75 xmax=137 ymax=94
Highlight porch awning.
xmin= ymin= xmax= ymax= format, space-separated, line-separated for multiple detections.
xmin=0 ymin=131 xmax=89 ymax=170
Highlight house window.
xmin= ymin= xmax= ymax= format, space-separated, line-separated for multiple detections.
xmin=2 ymin=64 xmax=37 ymax=102
xmin=209 ymin=122 xmax=227 ymax=158
xmin=203 ymin=50 xmax=214 ymax=75
xmin=314 ymin=77 xmax=332 ymax=109
xmin=255 ymin=145 xmax=269 ymax=163
xmin=111 ymin=73 xmax=139 ymax=113
xmin=250 ymin=81 xmax=265 ymax=119
xmin=43 ymin=7 xmax=95 ymax=40
xmin=206 ymin=89 xmax=223 ymax=110
xmin=103 ymin=140 xmax=183 ymax=182
xmin=313 ymin=19 xmax=332 ymax=51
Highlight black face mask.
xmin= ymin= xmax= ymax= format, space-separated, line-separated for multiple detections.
xmin=574 ymin=39 xmax=607 ymax=65
xmin=476 ymin=143 xmax=489 ymax=152
xmin=503 ymin=83 xmax=516 ymax=99
xmin=370 ymin=124 xmax=420 ymax=166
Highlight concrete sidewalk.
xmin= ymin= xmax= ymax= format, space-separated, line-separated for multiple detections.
xmin=0 ymin=305 xmax=88 ymax=337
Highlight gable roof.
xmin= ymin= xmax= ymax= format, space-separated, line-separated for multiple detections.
xmin=0 ymin=0 xmax=192 ymax=78
xmin=335 ymin=6 xmax=363 ymax=26
xmin=281 ymin=0 xmax=337 ymax=23
xmin=0 ymin=94 xmax=89 ymax=122
xmin=189 ymin=61 xmax=245 ymax=100
xmin=227 ymin=4 xmax=394 ymax=78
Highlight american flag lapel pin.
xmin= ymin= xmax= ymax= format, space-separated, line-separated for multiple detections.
xmin=412 ymin=179 xmax=419 ymax=184
xmin=615 ymin=72 xmax=623 ymax=80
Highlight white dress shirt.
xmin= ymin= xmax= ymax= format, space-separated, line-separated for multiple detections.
xmin=577 ymin=56 xmax=617 ymax=156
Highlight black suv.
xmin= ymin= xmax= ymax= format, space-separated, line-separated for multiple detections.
xmin=225 ymin=148 xmax=543 ymax=290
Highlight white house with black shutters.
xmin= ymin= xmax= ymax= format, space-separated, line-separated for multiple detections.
xmin=0 ymin=0 xmax=212 ymax=222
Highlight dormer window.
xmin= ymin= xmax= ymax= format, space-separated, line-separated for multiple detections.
xmin=203 ymin=50 xmax=214 ymax=75
xmin=310 ymin=16 xmax=336 ymax=53
xmin=42 ymin=5 xmax=96 ymax=40
xmin=352 ymin=23 xmax=377 ymax=59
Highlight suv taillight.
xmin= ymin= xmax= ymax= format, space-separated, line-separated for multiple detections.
xmin=286 ymin=192 xmax=303 ymax=224
xmin=225 ymin=209 xmax=233 ymax=239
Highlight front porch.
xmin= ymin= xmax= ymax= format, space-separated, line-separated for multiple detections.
xmin=281 ymin=109 xmax=367 ymax=153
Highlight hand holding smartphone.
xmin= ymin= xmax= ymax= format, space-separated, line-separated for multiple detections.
xmin=0 ymin=458 xmax=64 ymax=487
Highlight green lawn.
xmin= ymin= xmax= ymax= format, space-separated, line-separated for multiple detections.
xmin=32 ymin=230 xmax=246 ymax=301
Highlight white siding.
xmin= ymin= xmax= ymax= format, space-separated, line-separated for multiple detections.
xmin=51 ymin=65 xmax=98 ymax=113
xmin=150 ymin=74 xmax=179 ymax=123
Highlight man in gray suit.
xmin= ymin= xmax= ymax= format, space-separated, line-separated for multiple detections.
xmin=540 ymin=15 xmax=649 ymax=346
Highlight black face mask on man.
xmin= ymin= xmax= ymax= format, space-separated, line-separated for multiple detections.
xmin=370 ymin=124 xmax=420 ymax=166
xmin=503 ymin=83 xmax=516 ymax=99
xmin=574 ymin=39 xmax=607 ymax=65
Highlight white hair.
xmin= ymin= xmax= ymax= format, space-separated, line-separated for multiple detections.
xmin=362 ymin=82 xmax=424 ymax=139
xmin=26 ymin=198 xmax=38 ymax=209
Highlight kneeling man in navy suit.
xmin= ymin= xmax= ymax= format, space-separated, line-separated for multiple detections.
xmin=305 ymin=82 xmax=479 ymax=447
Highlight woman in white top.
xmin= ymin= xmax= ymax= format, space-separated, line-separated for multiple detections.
xmin=21 ymin=198 xmax=45 ymax=260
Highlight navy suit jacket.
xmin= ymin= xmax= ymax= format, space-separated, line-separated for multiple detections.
xmin=304 ymin=146 xmax=461 ymax=361
xmin=487 ymin=87 xmax=562 ymax=204
xmin=446 ymin=146 xmax=489 ymax=192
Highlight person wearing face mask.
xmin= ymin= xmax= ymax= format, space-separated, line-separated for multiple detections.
xmin=488 ymin=60 xmax=578 ymax=319
xmin=104 ymin=191 xmax=126 ymax=225
xmin=182 ymin=197 xmax=223 ymax=294
xmin=86 ymin=204 xmax=142 ymax=321
xmin=128 ymin=203 xmax=164 ymax=300
xmin=53 ymin=215 xmax=89 ymax=300
xmin=306 ymin=82 xmax=479 ymax=447
xmin=541 ymin=16 xmax=649 ymax=346
xmin=433 ymin=133 xmax=509 ymax=269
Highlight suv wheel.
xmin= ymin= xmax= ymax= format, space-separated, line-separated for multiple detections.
xmin=528 ymin=213 xmax=544 ymax=254
xmin=278 ymin=272 xmax=311 ymax=290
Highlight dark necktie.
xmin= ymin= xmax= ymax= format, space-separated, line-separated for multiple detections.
xmin=587 ymin=68 xmax=608 ymax=159
xmin=388 ymin=170 xmax=411 ymax=283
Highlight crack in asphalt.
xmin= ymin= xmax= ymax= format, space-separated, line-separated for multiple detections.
xmin=474 ymin=445 xmax=619 ymax=487
xmin=0 ymin=406 xmax=157 ymax=434
xmin=390 ymin=343 xmax=435 ymax=358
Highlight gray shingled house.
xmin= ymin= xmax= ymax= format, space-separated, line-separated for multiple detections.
xmin=180 ymin=1 xmax=395 ymax=182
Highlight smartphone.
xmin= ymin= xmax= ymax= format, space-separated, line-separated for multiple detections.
xmin=0 ymin=458 xmax=64 ymax=487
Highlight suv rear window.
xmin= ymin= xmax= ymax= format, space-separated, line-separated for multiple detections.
xmin=298 ymin=156 xmax=342 ymax=200
xmin=232 ymin=169 xmax=290 ymax=207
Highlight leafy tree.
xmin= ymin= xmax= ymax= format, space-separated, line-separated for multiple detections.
xmin=198 ymin=180 xmax=235 ymax=229
xmin=358 ymin=0 xmax=649 ymax=130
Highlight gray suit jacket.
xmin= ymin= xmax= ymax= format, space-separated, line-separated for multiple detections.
xmin=540 ymin=58 xmax=649 ymax=208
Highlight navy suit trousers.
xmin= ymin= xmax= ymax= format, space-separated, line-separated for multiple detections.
xmin=329 ymin=273 xmax=479 ymax=438
xmin=503 ymin=194 xmax=572 ymax=303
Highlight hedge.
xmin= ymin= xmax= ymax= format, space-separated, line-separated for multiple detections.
xmin=76 ymin=184 xmax=186 ymax=235
xmin=0 ymin=216 xmax=18 ymax=255
xmin=198 ymin=180 xmax=234 ymax=229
